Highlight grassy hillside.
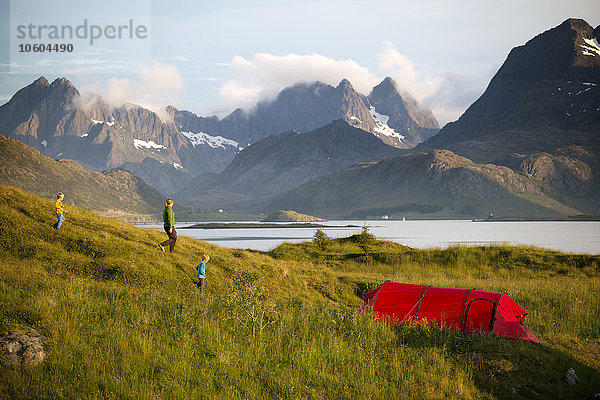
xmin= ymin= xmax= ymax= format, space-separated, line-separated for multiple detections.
xmin=0 ymin=135 xmax=164 ymax=219
xmin=0 ymin=185 xmax=598 ymax=399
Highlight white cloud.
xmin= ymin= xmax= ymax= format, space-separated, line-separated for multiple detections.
xmin=72 ymin=45 xmax=482 ymax=126
xmin=421 ymin=72 xmax=486 ymax=126
xmin=213 ymin=43 xmax=483 ymax=125
xmin=79 ymin=61 xmax=183 ymax=120
xmin=216 ymin=52 xmax=380 ymax=113
xmin=376 ymin=41 xmax=442 ymax=103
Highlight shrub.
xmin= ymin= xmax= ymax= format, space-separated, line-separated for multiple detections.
xmin=313 ymin=227 xmax=331 ymax=251
xmin=357 ymin=224 xmax=376 ymax=255
xmin=216 ymin=270 xmax=279 ymax=337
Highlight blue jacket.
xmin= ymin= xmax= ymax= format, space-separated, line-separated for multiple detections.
xmin=196 ymin=260 xmax=206 ymax=278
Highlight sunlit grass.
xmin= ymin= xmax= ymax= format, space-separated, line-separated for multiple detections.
xmin=0 ymin=186 xmax=598 ymax=399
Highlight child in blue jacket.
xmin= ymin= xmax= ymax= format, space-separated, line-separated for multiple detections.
xmin=196 ymin=254 xmax=210 ymax=295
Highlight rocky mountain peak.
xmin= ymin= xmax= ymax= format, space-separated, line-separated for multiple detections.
xmin=423 ymin=18 xmax=600 ymax=149
xmin=367 ymin=77 xmax=440 ymax=147
xmin=33 ymin=76 xmax=49 ymax=86
xmin=370 ymin=77 xmax=401 ymax=101
xmin=567 ymin=18 xmax=600 ymax=70
xmin=378 ymin=76 xmax=398 ymax=91
xmin=337 ymin=78 xmax=354 ymax=91
xmin=50 ymin=77 xmax=76 ymax=90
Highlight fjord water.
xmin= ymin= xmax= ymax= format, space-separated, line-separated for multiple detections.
xmin=138 ymin=220 xmax=600 ymax=254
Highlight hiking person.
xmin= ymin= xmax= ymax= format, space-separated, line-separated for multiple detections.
xmin=196 ymin=254 xmax=210 ymax=295
xmin=158 ymin=198 xmax=177 ymax=252
xmin=53 ymin=192 xmax=65 ymax=230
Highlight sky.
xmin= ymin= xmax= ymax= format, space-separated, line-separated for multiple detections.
xmin=1 ymin=0 xmax=599 ymax=126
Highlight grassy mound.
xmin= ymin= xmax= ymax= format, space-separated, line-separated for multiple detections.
xmin=262 ymin=210 xmax=326 ymax=222
xmin=0 ymin=185 xmax=598 ymax=399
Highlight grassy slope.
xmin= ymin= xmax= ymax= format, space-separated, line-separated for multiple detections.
xmin=0 ymin=185 xmax=598 ymax=399
xmin=0 ymin=135 xmax=164 ymax=218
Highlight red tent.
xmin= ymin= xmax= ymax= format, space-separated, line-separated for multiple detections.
xmin=362 ymin=281 xmax=539 ymax=343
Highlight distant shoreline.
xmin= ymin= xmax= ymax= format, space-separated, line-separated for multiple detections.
xmin=181 ymin=222 xmax=361 ymax=229
xmin=472 ymin=217 xmax=600 ymax=222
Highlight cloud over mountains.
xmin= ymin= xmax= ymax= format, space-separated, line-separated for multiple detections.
xmin=79 ymin=42 xmax=483 ymax=125
xmin=216 ymin=41 xmax=482 ymax=124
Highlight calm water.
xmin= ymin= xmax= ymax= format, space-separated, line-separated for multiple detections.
xmin=136 ymin=220 xmax=600 ymax=254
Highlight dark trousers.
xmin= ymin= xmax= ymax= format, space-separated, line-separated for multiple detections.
xmin=160 ymin=226 xmax=177 ymax=252
xmin=197 ymin=277 xmax=207 ymax=295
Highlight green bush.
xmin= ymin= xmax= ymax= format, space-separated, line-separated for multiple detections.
xmin=214 ymin=270 xmax=279 ymax=337
xmin=357 ymin=224 xmax=376 ymax=254
xmin=313 ymin=227 xmax=332 ymax=251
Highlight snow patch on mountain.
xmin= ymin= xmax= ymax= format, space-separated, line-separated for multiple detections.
xmin=133 ymin=139 xmax=166 ymax=150
xmin=91 ymin=117 xmax=115 ymax=126
xmin=181 ymin=131 xmax=239 ymax=149
xmin=581 ymin=38 xmax=600 ymax=56
xmin=369 ymin=106 xmax=405 ymax=140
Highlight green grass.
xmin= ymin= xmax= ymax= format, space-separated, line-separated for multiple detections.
xmin=0 ymin=185 xmax=598 ymax=399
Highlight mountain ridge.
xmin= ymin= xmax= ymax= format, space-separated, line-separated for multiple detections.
xmin=177 ymin=120 xmax=404 ymax=202
xmin=259 ymin=149 xmax=590 ymax=219
xmin=0 ymin=76 xmax=241 ymax=194
xmin=172 ymin=76 xmax=440 ymax=149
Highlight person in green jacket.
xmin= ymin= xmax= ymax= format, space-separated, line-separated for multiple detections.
xmin=158 ymin=198 xmax=177 ymax=252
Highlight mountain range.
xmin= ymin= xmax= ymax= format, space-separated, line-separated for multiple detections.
xmin=177 ymin=120 xmax=404 ymax=204
xmin=261 ymin=149 xmax=582 ymax=219
xmin=0 ymin=77 xmax=241 ymax=195
xmin=0 ymin=74 xmax=437 ymax=196
xmin=170 ymin=76 xmax=439 ymax=149
xmin=1 ymin=18 xmax=598 ymax=219
xmin=416 ymin=18 xmax=600 ymax=214
xmin=178 ymin=18 xmax=599 ymax=218
xmin=423 ymin=18 xmax=599 ymax=154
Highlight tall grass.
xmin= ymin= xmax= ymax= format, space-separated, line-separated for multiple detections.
xmin=0 ymin=186 xmax=599 ymax=399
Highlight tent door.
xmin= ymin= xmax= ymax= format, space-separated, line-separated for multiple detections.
xmin=463 ymin=298 xmax=496 ymax=333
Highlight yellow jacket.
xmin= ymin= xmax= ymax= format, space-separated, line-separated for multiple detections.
xmin=55 ymin=199 xmax=64 ymax=214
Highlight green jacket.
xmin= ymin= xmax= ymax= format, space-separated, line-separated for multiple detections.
xmin=163 ymin=206 xmax=175 ymax=228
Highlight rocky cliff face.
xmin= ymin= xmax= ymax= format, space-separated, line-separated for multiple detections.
xmin=424 ymin=18 xmax=600 ymax=149
xmin=0 ymin=77 xmax=241 ymax=194
xmin=173 ymin=77 xmax=440 ymax=149
xmin=501 ymin=145 xmax=599 ymax=198
xmin=417 ymin=18 xmax=600 ymax=209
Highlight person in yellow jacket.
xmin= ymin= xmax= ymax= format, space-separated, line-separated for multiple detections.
xmin=53 ymin=192 xmax=65 ymax=230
